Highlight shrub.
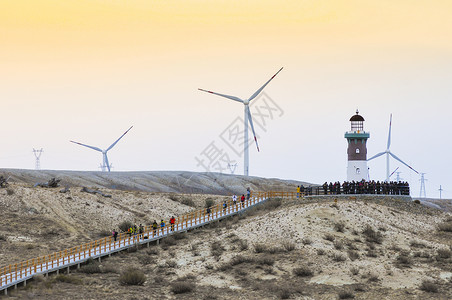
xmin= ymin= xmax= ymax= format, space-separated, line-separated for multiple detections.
xmin=338 ymin=290 xmax=355 ymax=299
xmin=118 ymin=221 xmax=133 ymax=233
xmin=253 ymin=243 xmax=268 ymax=253
xmin=147 ymin=248 xmax=159 ymax=255
xmin=181 ymin=198 xmax=196 ymax=207
xmin=436 ymin=248 xmax=452 ymax=259
xmin=333 ymin=253 xmax=347 ymax=262
xmin=54 ymin=274 xmax=82 ymax=285
xmin=278 ymin=288 xmax=291 ymax=299
xmin=166 ymin=260 xmax=178 ymax=268
xmin=0 ymin=234 xmax=6 ymax=241
xmin=350 ymin=267 xmax=359 ymax=275
xmin=79 ymin=261 xmax=101 ymax=274
xmin=410 ymin=240 xmax=426 ymax=248
xmin=367 ymin=273 xmax=379 ymax=282
xmin=6 ymin=189 xmax=14 ymax=196
xmin=171 ymin=281 xmax=194 ymax=294
xmin=348 ymin=250 xmax=360 ymax=261
xmin=282 ymin=240 xmax=296 ymax=252
xmin=211 ymin=241 xmax=225 ymax=257
xmin=229 ymin=255 xmax=253 ymax=266
xmin=366 ymin=250 xmax=378 ymax=258
xmin=438 ymin=222 xmax=452 ymax=232
xmin=302 ymin=237 xmax=313 ymax=245
xmin=419 ymin=280 xmax=438 ymax=293
xmin=334 ymin=222 xmax=346 ymax=233
xmin=205 ymin=198 xmax=215 ymax=208
xmin=324 ymin=234 xmax=335 ymax=242
xmin=139 ymin=255 xmax=154 ymax=265
xmin=119 ymin=268 xmax=146 ymax=285
xmin=334 ymin=241 xmax=344 ymax=250
xmin=316 ymin=249 xmax=326 ymax=256
xmin=293 ymin=266 xmax=313 ymax=277
xmin=256 ymin=255 xmax=275 ymax=266
xmin=396 ymin=253 xmax=412 ymax=266
xmin=362 ymin=225 xmax=383 ymax=244
xmin=173 ymin=232 xmax=186 ymax=240
xmin=238 ymin=239 xmax=249 ymax=251
xmin=413 ymin=199 xmax=421 ymax=204
xmin=163 ymin=236 xmax=177 ymax=247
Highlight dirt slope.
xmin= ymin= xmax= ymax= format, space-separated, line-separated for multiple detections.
xmin=2 ymin=186 xmax=452 ymax=299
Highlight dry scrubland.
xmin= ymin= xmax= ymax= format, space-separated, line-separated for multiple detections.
xmin=1 ymin=183 xmax=452 ymax=299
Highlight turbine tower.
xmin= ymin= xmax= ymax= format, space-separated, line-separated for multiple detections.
xmin=199 ymin=67 xmax=283 ymax=176
xmin=70 ymin=126 xmax=133 ymax=172
xmin=439 ymin=185 xmax=443 ymax=199
xmin=33 ymin=148 xmax=43 ymax=170
xmin=368 ymin=114 xmax=418 ymax=182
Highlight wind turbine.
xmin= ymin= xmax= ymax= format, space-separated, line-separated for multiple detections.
xmin=70 ymin=126 xmax=133 ymax=172
xmin=368 ymin=114 xmax=418 ymax=181
xmin=199 ymin=67 xmax=283 ymax=176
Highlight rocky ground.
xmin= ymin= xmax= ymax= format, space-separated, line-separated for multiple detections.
xmin=1 ymin=172 xmax=452 ymax=299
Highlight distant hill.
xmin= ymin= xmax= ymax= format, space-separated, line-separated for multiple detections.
xmin=413 ymin=197 xmax=452 ymax=212
xmin=0 ymin=169 xmax=311 ymax=195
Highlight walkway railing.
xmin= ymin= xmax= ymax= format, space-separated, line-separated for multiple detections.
xmin=0 ymin=191 xmax=274 ymax=294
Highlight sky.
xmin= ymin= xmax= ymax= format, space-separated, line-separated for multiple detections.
xmin=1 ymin=0 xmax=451 ymax=198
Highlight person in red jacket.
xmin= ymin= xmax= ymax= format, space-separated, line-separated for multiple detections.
xmin=240 ymin=194 xmax=245 ymax=208
xmin=170 ymin=216 xmax=176 ymax=232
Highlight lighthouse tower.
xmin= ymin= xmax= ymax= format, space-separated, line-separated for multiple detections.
xmin=345 ymin=110 xmax=370 ymax=181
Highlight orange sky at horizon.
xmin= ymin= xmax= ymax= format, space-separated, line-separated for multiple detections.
xmin=1 ymin=1 xmax=451 ymax=198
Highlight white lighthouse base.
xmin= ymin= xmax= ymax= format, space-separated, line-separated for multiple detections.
xmin=347 ymin=160 xmax=368 ymax=182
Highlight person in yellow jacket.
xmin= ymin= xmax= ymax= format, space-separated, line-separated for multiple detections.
xmin=297 ymin=185 xmax=300 ymax=199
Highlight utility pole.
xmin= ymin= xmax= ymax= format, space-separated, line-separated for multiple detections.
xmin=33 ymin=148 xmax=43 ymax=170
xmin=419 ymin=173 xmax=427 ymax=198
xmin=228 ymin=163 xmax=238 ymax=175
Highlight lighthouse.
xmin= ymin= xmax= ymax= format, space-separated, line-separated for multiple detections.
xmin=345 ymin=110 xmax=370 ymax=181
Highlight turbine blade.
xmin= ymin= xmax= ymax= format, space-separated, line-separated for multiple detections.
xmin=106 ymin=126 xmax=133 ymax=152
xmin=389 ymin=167 xmax=399 ymax=178
xmin=198 ymin=88 xmax=243 ymax=103
xmin=367 ymin=151 xmax=385 ymax=161
xmin=246 ymin=106 xmax=260 ymax=152
xmin=389 ymin=152 xmax=419 ymax=174
xmin=387 ymin=114 xmax=392 ymax=150
xmin=70 ymin=140 xmax=102 ymax=152
xmin=248 ymin=67 xmax=283 ymax=102
xmin=105 ymin=154 xmax=111 ymax=172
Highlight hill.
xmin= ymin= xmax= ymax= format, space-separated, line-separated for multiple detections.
xmin=0 ymin=169 xmax=310 ymax=195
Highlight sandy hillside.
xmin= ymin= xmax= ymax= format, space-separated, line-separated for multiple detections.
xmin=0 ymin=169 xmax=310 ymax=195
xmin=2 ymin=187 xmax=452 ymax=299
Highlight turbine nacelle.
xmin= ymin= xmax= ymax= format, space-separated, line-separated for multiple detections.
xmin=71 ymin=126 xmax=133 ymax=172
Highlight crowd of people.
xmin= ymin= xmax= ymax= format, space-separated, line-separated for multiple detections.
xmin=296 ymin=180 xmax=411 ymax=196
xmin=320 ymin=180 xmax=410 ymax=195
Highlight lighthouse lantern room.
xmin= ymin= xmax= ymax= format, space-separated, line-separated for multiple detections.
xmin=345 ymin=110 xmax=370 ymax=181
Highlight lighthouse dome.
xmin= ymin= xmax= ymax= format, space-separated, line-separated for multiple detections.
xmin=350 ymin=110 xmax=365 ymax=122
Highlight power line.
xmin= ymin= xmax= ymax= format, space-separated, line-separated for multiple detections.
xmin=419 ymin=173 xmax=427 ymax=198
xmin=32 ymin=148 xmax=44 ymax=170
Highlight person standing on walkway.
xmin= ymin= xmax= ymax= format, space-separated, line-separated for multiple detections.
xmin=296 ymin=185 xmax=300 ymax=198
xmin=152 ymin=220 xmax=158 ymax=236
xmin=232 ymin=194 xmax=237 ymax=205
xmin=246 ymin=188 xmax=251 ymax=200
xmin=241 ymin=194 xmax=245 ymax=208
xmin=170 ymin=216 xmax=176 ymax=232
xmin=160 ymin=219 xmax=165 ymax=234
xmin=112 ymin=229 xmax=118 ymax=241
